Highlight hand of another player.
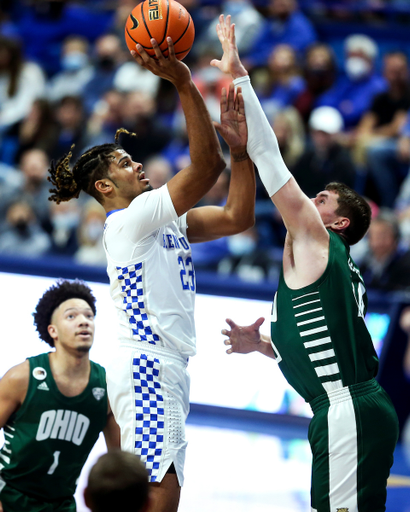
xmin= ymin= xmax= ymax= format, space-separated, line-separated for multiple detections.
xmin=0 ymin=499 xmax=3 ymax=512
xmin=210 ymin=14 xmax=248 ymax=80
xmin=222 ymin=317 xmax=265 ymax=354
xmin=131 ymin=37 xmax=191 ymax=86
xmin=214 ymin=84 xmax=247 ymax=150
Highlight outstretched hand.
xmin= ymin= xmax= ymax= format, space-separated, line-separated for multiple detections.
xmin=210 ymin=14 xmax=248 ymax=80
xmin=214 ymin=84 xmax=247 ymax=150
xmin=131 ymin=37 xmax=191 ymax=87
xmin=222 ymin=317 xmax=265 ymax=354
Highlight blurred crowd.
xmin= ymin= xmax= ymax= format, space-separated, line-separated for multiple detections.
xmin=2 ymin=0 xmax=410 ymax=293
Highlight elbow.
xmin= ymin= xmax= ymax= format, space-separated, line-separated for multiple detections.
xmin=231 ymin=215 xmax=255 ymax=235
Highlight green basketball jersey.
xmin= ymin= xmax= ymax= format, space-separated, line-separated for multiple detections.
xmin=271 ymin=230 xmax=379 ymax=403
xmin=0 ymin=353 xmax=107 ymax=501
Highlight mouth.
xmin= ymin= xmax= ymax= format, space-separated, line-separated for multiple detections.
xmin=139 ymin=171 xmax=150 ymax=184
xmin=76 ymin=330 xmax=92 ymax=339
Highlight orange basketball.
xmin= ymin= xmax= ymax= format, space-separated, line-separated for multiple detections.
xmin=125 ymin=0 xmax=195 ymax=61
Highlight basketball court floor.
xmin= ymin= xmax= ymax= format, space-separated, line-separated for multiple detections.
xmin=75 ymin=406 xmax=410 ymax=512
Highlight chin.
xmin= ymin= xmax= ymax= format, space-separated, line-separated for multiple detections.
xmin=76 ymin=345 xmax=91 ymax=354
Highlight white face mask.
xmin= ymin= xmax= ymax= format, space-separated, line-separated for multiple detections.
xmin=228 ymin=233 xmax=257 ymax=257
xmin=345 ymin=56 xmax=372 ymax=81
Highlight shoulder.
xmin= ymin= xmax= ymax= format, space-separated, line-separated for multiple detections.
xmin=0 ymin=360 xmax=30 ymax=396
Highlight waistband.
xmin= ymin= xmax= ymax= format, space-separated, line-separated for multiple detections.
xmin=119 ymin=340 xmax=189 ymax=366
xmin=309 ymin=379 xmax=379 ymax=414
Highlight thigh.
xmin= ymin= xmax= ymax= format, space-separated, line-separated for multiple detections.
xmin=354 ymin=387 xmax=399 ymax=511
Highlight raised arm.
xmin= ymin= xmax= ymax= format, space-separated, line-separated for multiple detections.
xmin=187 ymin=83 xmax=256 ymax=242
xmin=211 ymin=16 xmax=328 ymax=243
xmin=132 ymin=38 xmax=225 ymax=216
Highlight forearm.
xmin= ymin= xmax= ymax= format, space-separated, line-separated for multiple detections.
xmin=233 ymin=76 xmax=291 ymax=198
xmin=256 ymin=334 xmax=276 ymax=359
xmin=222 ymin=147 xmax=256 ymax=233
xmin=177 ymin=80 xmax=225 ymax=174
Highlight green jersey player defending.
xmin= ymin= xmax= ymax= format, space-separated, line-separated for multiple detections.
xmin=0 ymin=280 xmax=120 ymax=512
xmin=214 ymin=15 xmax=399 ymax=512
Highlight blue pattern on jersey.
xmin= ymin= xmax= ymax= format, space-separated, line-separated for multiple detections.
xmin=116 ymin=263 xmax=160 ymax=344
xmin=133 ymin=354 xmax=164 ymax=482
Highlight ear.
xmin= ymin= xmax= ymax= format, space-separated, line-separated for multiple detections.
xmin=83 ymin=487 xmax=92 ymax=508
xmin=48 ymin=324 xmax=58 ymax=342
xmin=95 ymin=179 xmax=114 ymax=196
xmin=330 ymin=216 xmax=350 ymax=233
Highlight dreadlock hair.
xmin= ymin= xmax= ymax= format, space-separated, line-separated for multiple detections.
xmin=33 ymin=279 xmax=97 ymax=347
xmin=325 ymin=182 xmax=372 ymax=246
xmin=48 ymin=128 xmax=136 ymax=205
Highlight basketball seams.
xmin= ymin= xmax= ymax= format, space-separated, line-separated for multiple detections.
xmin=124 ymin=0 xmax=194 ymax=60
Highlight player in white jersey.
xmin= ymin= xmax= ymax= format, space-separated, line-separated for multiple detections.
xmin=48 ymin=38 xmax=256 ymax=512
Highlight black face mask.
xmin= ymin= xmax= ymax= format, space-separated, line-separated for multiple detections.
xmin=97 ymin=56 xmax=116 ymax=70
xmin=15 ymin=219 xmax=29 ymax=236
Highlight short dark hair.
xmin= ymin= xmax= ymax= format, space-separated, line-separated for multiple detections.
xmin=325 ymin=182 xmax=371 ymax=245
xmin=33 ymin=280 xmax=97 ymax=347
xmin=48 ymin=129 xmax=135 ymax=205
xmin=85 ymin=450 xmax=149 ymax=512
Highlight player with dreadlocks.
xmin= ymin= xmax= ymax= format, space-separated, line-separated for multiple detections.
xmin=47 ymin=38 xmax=256 ymax=512
xmin=0 ymin=280 xmax=120 ymax=512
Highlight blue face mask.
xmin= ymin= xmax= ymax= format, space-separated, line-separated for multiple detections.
xmin=61 ymin=52 xmax=88 ymax=72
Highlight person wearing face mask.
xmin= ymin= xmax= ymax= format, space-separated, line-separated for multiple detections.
xmin=82 ymin=34 xmax=126 ymax=115
xmin=47 ymin=36 xmax=93 ymax=103
xmin=74 ymin=200 xmax=107 ymax=266
xmin=316 ymin=34 xmax=386 ymax=129
xmin=0 ymin=200 xmax=51 ymax=257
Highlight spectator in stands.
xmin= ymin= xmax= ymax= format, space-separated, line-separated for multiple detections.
xmin=292 ymin=106 xmax=356 ymax=198
xmin=194 ymin=0 xmax=263 ymax=58
xmin=272 ymin=107 xmax=306 ymax=170
xmin=0 ymin=200 xmax=51 ymax=257
xmin=47 ymin=35 xmax=93 ymax=103
xmin=399 ymin=307 xmax=410 ymax=380
xmin=294 ymin=42 xmax=337 ymax=126
xmin=0 ymin=35 xmax=46 ymax=164
xmin=82 ymin=34 xmax=125 ymax=115
xmin=84 ymin=450 xmax=150 ymax=512
xmin=244 ymin=0 xmax=317 ymax=69
xmin=47 ymin=200 xmax=81 ymax=258
xmin=256 ymin=44 xmax=305 ymax=121
xmin=359 ymin=208 xmax=410 ymax=291
xmin=144 ymin=155 xmax=174 ymax=190
xmin=10 ymin=99 xmax=58 ymax=165
xmin=116 ymin=90 xmax=172 ymax=162
xmin=16 ymin=0 xmax=113 ymax=76
xmin=86 ymin=89 xmax=124 ymax=147
xmin=354 ymin=51 xmax=410 ymax=207
xmin=50 ymin=95 xmax=87 ymax=161
xmin=316 ymin=34 xmax=386 ymax=129
xmin=74 ymin=200 xmax=106 ymax=266
xmin=218 ymin=226 xmax=273 ymax=282
xmin=1 ymin=149 xmax=52 ymax=231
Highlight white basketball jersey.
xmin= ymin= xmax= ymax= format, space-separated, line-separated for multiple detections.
xmin=103 ymin=185 xmax=196 ymax=357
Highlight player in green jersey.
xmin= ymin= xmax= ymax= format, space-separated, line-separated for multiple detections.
xmin=214 ymin=16 xmax=399 ymax=512
xmin=0 ymin=280 xmax=120 ymax=512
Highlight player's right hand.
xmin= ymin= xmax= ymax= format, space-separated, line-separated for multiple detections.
xmin=222 ymin=317 xmax=265 ymax=354
xmin=131 ymin=37 xmax=191 ymax=86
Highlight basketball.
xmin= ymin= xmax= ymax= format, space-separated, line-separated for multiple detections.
xmin=125 ymin=0 xmax=195 ymax=61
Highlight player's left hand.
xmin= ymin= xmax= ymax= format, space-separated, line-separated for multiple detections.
xmin=214 ymin=83 xmax=247 ymax=150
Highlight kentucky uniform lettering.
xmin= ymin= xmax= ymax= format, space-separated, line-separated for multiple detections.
xmin=103 ymin=185 xmax=193 ymax=485
xmin=0 ymin=353 xmax=107 ymax=510
xmin=271 ymin=231 xmax=399 ymax=512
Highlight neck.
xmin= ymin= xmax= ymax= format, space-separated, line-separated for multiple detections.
xmin=49 ymin=348 xmax=90 ymax=378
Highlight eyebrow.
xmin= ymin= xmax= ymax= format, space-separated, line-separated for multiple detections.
xmin=117 ymin=155 xmax=130 ymax=165
xmin=63 ymin=307 xmax=93 ymax=314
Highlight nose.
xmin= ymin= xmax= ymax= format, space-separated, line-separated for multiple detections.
xmin=133 ymin=161 xmax=143 ymax=172
xmin=78 ymin=314 xmax=90 ymax=326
